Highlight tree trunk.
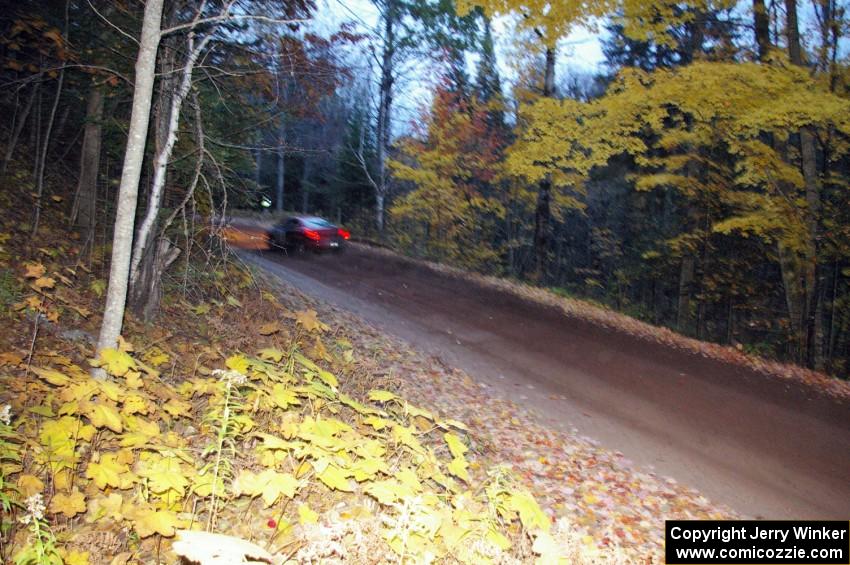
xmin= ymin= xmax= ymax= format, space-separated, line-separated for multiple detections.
xmin=95 ymin=0 xmax=164 ymax=367
xmin=753 ymin=0 xmax=771 ymax=61
xmin=818 ymin=0 xmax=840 ymax=89
xmin=531 ymin=46 xmax=556 ymax=281
xmin=785 ymin=0 xmax=825 ymax=369
xmin=1 ymin=85 xmax=37 ymax=177
xmin=32 ymin=65 xmax=65 ymax=236
xmin=276 ymin=121 xmax=286 ymax=212
xmin=777 ymin=242 xmax=806 ymax=361
xmin=677 ymin=255 xmax=696 ymax=334
xmin=784 ymin=0 xmax=803 ymax=65
xmin=129 ymin=27 xmax=214 ymax=298
xmin=142 ymin=93 xmax=204 ymax=318
xmin=254 ymin=146 xmax=262 ymax=194
xmin=301 ymin=161 xmax=310 ymax=213
xmin=374 ymin=0 xmax=397 ymax=233
xmin=31 ymin=76 xmax=42 ymax=180
xmin=131 ymin=237 xmax=181 ymax=321
xmin=542 ymin=46 xmax=556 ymax=97
xmin=72 ymin=86 xmax=104 ymax=239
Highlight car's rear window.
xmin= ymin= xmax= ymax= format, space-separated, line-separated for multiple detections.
xmin=303 ymin=218 xmax=333 ymax=228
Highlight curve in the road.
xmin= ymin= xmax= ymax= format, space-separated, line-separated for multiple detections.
xmin=244 ymin=246 xmax=850 ymax=520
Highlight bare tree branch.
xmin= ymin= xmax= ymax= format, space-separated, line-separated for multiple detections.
xmin=161 ymin=15 xmax=309 ymax=36
xmin=86 ymin=0 xmax=139 ymax=45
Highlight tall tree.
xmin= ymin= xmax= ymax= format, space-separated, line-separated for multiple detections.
xmin=475 ymin=14 xmax=506 ymax=131
xmin=127 ymin=2 xmax=317 ymax=319
xmin=752 ymin=0 xmax=771 ymax=61
xmin=373 ymin=0 xmax=399 ymax=233
xmin=390 ymin=77 xmax=505 ymax=269
xmin=71 ymin=85 xmax=104 ymax=241
xmin=458 ymin=0 xmax=602 ymax=281
xmin=368 ymin=0 xmax=479 ymax=232
xmin=784 ymin=0 xmax=826 ymax=368
xmin=128 ymin=1 xmax=231 ymax=319
xmin=95 ymin=0 xmax=164 ymax=366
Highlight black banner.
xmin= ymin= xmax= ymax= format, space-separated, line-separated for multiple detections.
xmin=665 ymin=520 xmax=850 ymax=564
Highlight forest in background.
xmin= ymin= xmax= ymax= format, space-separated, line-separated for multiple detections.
xmin=1 ymin=0 xmax=849 ymax=376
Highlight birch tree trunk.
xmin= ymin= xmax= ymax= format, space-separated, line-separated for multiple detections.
xmin=129 ymin=2 xmax=241 ymax=319
xmin=134 ymin=94 xmax=205 ymax=321
xmin=374 ymin=0 xmax=397 ymax=233
xmin=129 ymin=28 xmax=213 ymax=292
xmin=95 ymin=0 xmax=164 ymax=366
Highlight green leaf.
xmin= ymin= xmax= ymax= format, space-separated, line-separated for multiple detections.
xmin=339 ymin=393 xmax=380 ymax=416
xmin=298 ymin=503 xmax=318 ymax=524
xmin=364 ymin=479 xmax=415 ymax=505
xmin=132 ymin=507 xmax=181 ymax=538
xmin=363 ymin=416 xmax=391 ymax=431
xmin=192 ymin=303 xmax=211 ymax=315
xmin=233 ymin=469 xmax=299 ymax=507
xmin=85 ymin=454 xmax=136 ymax=490
xmin=90 ymin=279 xmax=106 ymax=297
xmin=392 ymin=425 xmax=424 ymax=453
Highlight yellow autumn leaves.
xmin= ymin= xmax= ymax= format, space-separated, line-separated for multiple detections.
xmin=3 ymin=308 xmax=558 ymax=564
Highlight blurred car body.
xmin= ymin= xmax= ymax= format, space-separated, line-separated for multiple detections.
xmin=269 ymin=216 xmax=350 ymax=254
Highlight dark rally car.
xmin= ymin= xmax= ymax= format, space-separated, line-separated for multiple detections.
xmin=269 ymin=216 xmax=350 ymax=254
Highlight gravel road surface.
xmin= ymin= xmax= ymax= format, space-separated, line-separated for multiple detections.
xmin=243 ymin=245 xmax=850 ymax=520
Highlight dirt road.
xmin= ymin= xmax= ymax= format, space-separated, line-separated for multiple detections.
xmin=244 ymin=245 xmax=850 ymax=520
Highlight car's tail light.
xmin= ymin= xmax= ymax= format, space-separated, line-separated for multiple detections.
xmin=303 ymin=229 xmax=321 ymax=241
xmin=338 ymin=228 xmax=350 ymax=240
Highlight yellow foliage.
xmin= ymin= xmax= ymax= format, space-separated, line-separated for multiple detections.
xmin=17 ymin=474 xmax=44 ymax=497
xmin=83 ymin=401 xmax=123 ymax=433
xmin=49 ymin=488 xmax=86 ymax=518
xmin=1 ymin=312 xmax=561 ymax=563
xmin=232 ymin=469 xmax=299 ymax=506
xmin=136 ymin=453 xmax=189 ymax=497
xmin=85 ymin=452 xmax=137 ymax=489
xmin=128 ymin=505 xmax=181 ymax=538
xmin=510 ymin=60 xmax=850 ymax=256
xmin=85 ymin=493 xmax=124 ymax=522
xmin=389 ymin=86 xmax=506 ymax=272
xmin=92 ymin=348 xmax=137 ymax=377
